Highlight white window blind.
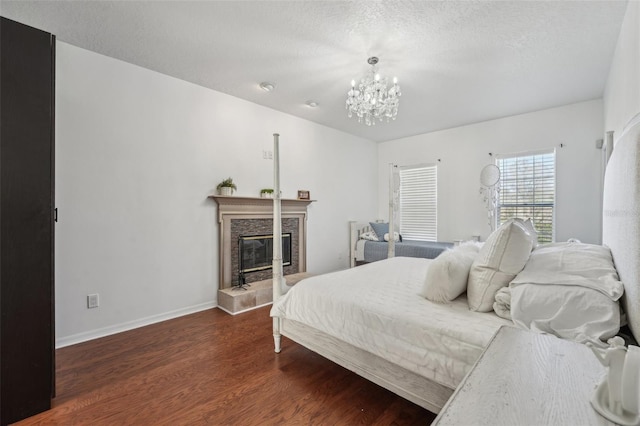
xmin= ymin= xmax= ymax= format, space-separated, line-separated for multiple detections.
xmin=496 ymin=150 xmax=555 ymax=243
xmin=399 ymin=165 xmax=437 ymax=241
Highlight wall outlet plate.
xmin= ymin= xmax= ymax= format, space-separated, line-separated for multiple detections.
xmin=87 ymin=293 xmax=99 ymax=309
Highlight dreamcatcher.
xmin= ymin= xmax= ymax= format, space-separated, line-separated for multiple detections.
xmin=479 ymin=164 xmax=501 ymax=231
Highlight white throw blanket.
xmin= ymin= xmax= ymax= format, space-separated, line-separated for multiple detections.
xmin=493 ymin=287 xmax=511 ymax=320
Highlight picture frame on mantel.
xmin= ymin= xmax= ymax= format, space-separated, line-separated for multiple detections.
xmin=297 ymin=190 xmax=310 ymax=200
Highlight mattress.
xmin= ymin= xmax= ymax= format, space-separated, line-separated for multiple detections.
xmin=271 ymin=256 xmax=511 ymax=389
xmin=356 ymin=239 xmax=452 ymax=263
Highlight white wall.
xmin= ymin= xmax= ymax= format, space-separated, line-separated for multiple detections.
xmin=378 ymin=100 xmax=604 ymax=244
xmin=604 ymin=1 xmax=640 ymax=138
xmin=55 ymin=42 xmax=377 ymax=346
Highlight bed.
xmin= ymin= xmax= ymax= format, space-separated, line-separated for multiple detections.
xmin=271 ymin=256 xmax=510 ymax=410
xmin=271 ymin=113 xmax=640 ymax=413
xmin=349 ymin=221 xmax=452 ymax=267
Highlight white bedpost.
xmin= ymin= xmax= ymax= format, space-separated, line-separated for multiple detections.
xmin=272 ymin=133 xmax=284 ymax=353
xmin=388 ymin=163 xmax=398 ymax=258
xmin=349 ymin=221 xmax=357 ymax=268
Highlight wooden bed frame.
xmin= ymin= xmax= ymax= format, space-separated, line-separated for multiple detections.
xmin=273 ymin=113 xmax=640 ymax=413
xmin=281 ymin=319 xmax=452 ymax=412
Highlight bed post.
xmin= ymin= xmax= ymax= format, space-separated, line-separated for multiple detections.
xmin=349 ymin=221 xmax=357 ymax=268
xmin=388 ymin=164 xmax=398 ymax=258
xmin=272 ymin=133 xmax=283 ymax=353
xmin=273 ymin=318 xmax=282 ymax=354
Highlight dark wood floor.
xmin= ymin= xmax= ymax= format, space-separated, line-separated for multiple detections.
xmin=16 ymin=306 xmax=436 ymax=425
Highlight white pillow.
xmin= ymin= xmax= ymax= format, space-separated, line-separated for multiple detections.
xmin=515 ymin=218 xmax=538 ymax=246
xmin=359 ymin=231 xmax=378 ymax=241
xmin=510 ymin=242 xmax=624 ymax=299
xmin=467 ymin=219 xmax=534 ymax=312
xmin=383 ymin=232 xmax=401 ymax=242
xmin=457 ymin=240 xmax=484 ymax=252
xmin=511 ymin=284 xmax=619 ymax=347
xmin=421 ymin=242 xmax=481 ymax=303
xmin=510 ymin=242 xmax=623 ymax=346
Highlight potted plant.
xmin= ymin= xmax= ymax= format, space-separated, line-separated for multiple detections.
xmin=260 ymin=188 xmax=274 ymax=198
xmin=217 ymin=177 xmax=237 ymax=196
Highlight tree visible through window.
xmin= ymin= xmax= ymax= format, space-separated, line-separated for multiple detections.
xmin=496 ymin=150 xmax=555 ymax=243
xmin=399 ymin=165 xmax=437 ymax=241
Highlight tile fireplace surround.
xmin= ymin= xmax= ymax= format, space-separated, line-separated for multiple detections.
xmin=210 ymin=195 xmax=313 ymax=293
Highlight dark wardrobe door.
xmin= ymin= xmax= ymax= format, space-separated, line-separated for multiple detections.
xmin=1 ymin=17 xmax=55 ymax=425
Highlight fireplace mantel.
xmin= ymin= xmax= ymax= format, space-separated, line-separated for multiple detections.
xmin=210 ymin=195 xmax=314 ymax=220
xmin=210 ymin=195 xmax=314 ymax=291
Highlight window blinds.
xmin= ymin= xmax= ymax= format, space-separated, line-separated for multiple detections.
xmin=496 ymin=150 xmax=555 ymax=243
xmin=399 ymin=165 xmax=437 ymax=241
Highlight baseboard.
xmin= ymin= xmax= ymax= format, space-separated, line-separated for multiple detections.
xmin=55 ymin=301 xmax=217 ymax=348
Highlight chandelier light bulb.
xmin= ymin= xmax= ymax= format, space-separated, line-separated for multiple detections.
xmin=345 ymin=57 xmax=401 ymax=126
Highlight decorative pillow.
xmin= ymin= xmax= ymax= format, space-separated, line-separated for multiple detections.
xmin=369 ymin=222 xmax=402 ymax=242
xmin=421 ymin=242 xmax=481 ymax=303
xmin=359 ymin=231 xmax=378 ymax=241
xmin=515 ymin=218 xmax=538 ymax=246
xmin=369 ymin=222 xmax=388 ymax=241
xmin=467 ymin=219 xmax=534 ymax=312
xmin=456 ymin=240 xmax=484 ymax=251
xmin=383 ymin=232 xmax=401 ymax=242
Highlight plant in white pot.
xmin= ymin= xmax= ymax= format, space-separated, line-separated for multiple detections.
xmin=260 ymin=188 xmax=274 ymax=198
xmin=217 ymin=177 xmax=237 ymax=196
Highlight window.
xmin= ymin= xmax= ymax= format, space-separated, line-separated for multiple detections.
xmin=496 ymin=150 xmax=555 ymax=243
xmin=399 ymin=165 xmax=437 ymax=241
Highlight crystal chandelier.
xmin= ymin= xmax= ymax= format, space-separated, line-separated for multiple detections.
xmin=346 ymin=57 xmax=401 ymax=126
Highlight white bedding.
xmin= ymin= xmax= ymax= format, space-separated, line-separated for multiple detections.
xmin=510 ymin=242 xmax=623 ymax=347
xmin=270 ymin=256 xmax=511 ymax=389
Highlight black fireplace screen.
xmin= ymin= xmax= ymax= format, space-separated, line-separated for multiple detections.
xmin=239 ymin=233 xmax=291 ymax=277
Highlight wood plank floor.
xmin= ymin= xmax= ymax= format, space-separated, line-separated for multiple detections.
xmin=16 ymin=306 xmax=436 ymax=425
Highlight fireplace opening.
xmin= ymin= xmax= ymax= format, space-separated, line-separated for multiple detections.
xmin=238 ymin=233 xmax=291 ymax=285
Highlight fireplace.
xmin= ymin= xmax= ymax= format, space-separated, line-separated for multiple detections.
xmin=210 ymin=195 xmax=313 ymax=290
xmin=239 ymin=233 xmax=291 ymax=285
xmin=230 ymin=218 xmax=298 ymax=286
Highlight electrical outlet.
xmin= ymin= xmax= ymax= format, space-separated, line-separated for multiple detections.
xmin=87 ymin=293 xmax=99 ymax=309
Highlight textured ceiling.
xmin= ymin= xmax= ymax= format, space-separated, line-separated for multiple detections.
xmin=1 ymin=1 xmax=628 ymax=142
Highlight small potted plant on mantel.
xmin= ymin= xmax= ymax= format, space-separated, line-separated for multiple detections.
xmin=260 ymin=188 xmax=274 ymax=198
xmin=217 ymin=177 xmax=237 ymax=196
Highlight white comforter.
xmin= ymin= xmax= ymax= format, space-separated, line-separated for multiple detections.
xmin=270 ymin=256 xmax=511 ymax=389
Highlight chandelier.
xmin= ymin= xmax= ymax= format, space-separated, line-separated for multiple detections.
xmin=346 ymin=57 xmax=401 ymax=126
